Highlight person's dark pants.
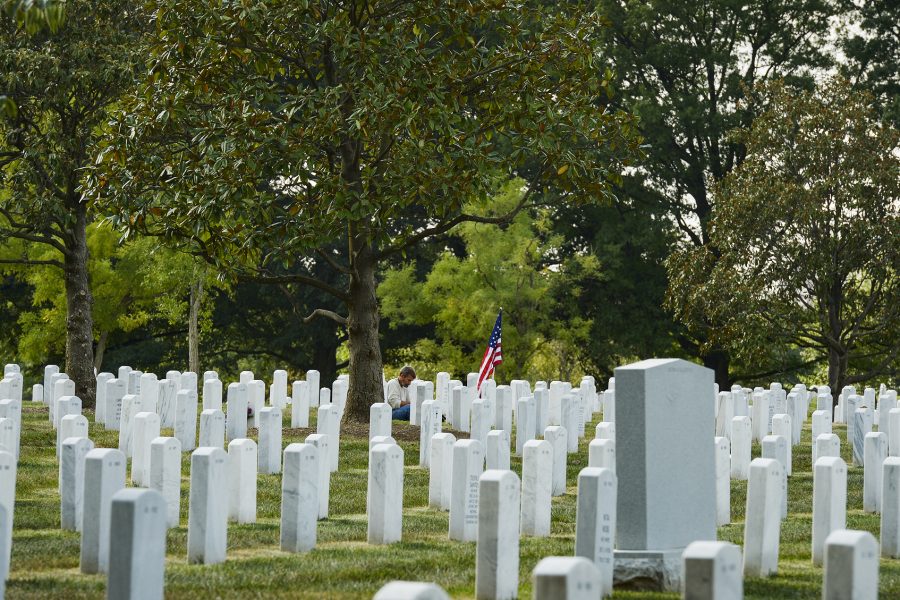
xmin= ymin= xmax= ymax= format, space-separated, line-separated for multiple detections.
xmin=392 ymin=404 xmax=411 ymax=421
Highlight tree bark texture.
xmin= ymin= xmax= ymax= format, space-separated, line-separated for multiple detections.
xmin=703 ymin=347 xmax=731 ymax=389
xmin=343 ymin=239 xmax=384 ymax=423
xmin=64 ymin=204 xmax=97 ymax=407
xmin=189 ymin=278 xmax=203 ymax=375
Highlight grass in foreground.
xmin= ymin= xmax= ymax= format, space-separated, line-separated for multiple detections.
xmin=6 ymin=404 xmax=900 ymax=599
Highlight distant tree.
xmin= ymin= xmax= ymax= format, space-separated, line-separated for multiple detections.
xmin=842 ymin=0 xmax=899 ymax=126
xmin=596 ymin=0 xmax=846 ymax=385
xmin=667 ymin=79 xmax=900 ymax=402
xmin=0 ymin=0 xmax=144 ymax=404
xmin=93 ymin=2 xmax=639 ymax=421
xmin=379 ymin=180 xmax=596 ymax=382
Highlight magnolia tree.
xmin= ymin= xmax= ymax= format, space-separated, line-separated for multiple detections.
xmin=92 ymin=1 xmax=639 ymax=422
xmin=667 ymin=79 xmax=900 ymax=400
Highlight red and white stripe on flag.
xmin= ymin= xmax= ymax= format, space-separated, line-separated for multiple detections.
xmin=476 ymin=310 xmax=503 ymax=392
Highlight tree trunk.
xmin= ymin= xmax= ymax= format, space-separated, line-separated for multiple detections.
xmin=189 ymin=278 xmax=203 ymax=374
xmin=64 ymin=204 xmax=96 ymax=407
xmin=94 ymin=330 xmax=108 ymax=371
xmin=828 ymin=345 xmax=848 ymax=409
xmin=343 ymin=238 xmax=384 ymax=423
xmin=312 ymin=325 xmax=340 ymax=386
xmin=702 ymin=347 xmax=731 ymax=389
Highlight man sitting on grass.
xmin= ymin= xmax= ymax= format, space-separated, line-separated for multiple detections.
xmin=386 ymin=365 xmax=416 ymax=420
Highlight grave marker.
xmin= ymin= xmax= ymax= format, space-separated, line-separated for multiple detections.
xmin=475 ymin=469 xmax=520 ymax=600
xmin=187 ymin=447 xmax=228 ymax=564
xmin=106 ymin=489 xmax=167 ymax=600
xmin=449 ymin=439 xmax=483 ymax=542
xmin=682 ymin=541 xmax=743 ymax=600
xmin=863 ymin=432 xmax=887 ymax=513
xmin=743 ymin=458 xmax=783 ymax=577
xmin=532 ymin=556 xmax=603 ymax=600
xmin=521 ymin=439 xmax=552 ymax=537
xmin=368 ymin=443 xmax=404 ymax=545
xmin=198 ymin=409 xmax=225 ymax=448
xmin=823 ymin=530 xmax=878 ymax=600
xmin=574 ymin=467 xmax=617 ymax=597
xmin=60 ymin=436 xmax=94 ymax=531
xmin=429 ymin=432 xmax=455 ymax=511
xmin=227 ymin=438 xmax=257 ymax=524
xmin=80 ymin=448 xmax=126 ymax=574
xmin=149 ymin=436 xmax=182 ymax=528
xmin=305 ymin=433 xmax=331 ymax=519
xmin=812 ymin=456 xmax=847 ymax=566
xmin=281 ymin=442 xmax=319 ymax=552
xmin=291 ymin=380 xmax=310 ymax=428
xmin=258 ymin=406 xmax=283 ymax=475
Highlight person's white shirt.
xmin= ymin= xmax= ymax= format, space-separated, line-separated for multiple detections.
xmin=385 ymin=378 xmax=409 ymax=409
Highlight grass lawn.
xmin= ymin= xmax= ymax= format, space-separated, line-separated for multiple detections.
xmin=6 ymin=402 xmax=900 ymax=599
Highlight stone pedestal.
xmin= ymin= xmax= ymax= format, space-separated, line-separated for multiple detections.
xmin=613 ymin=549 xmax=683 ymax=592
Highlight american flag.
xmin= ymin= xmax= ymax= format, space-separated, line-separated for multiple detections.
xmin=476 ymin=309 xmax=503 ymax=393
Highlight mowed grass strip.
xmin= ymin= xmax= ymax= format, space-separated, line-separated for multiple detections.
xmin=6 ymin=403 xmax=900 ymax=598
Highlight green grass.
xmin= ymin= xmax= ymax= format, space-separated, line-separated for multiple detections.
xmin=6 ymin=404 xmax=900 ymax=598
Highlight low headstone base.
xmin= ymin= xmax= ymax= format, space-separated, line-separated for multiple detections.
xmin=613 ymin=548 xmax=683 ymax=592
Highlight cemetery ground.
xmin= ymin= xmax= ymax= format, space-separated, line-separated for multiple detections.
xmin=6 ymin=405 xmax=900 ymax=599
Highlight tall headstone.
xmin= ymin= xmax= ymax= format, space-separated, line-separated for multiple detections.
xmin=106 ymin=489 xmax=167 ymax=600
xmin=258 ymin=406 xmax=283 ymax=475
xmin=419 ymin=400 xmax=441 ymax=468
xmin=0 ymin=399 xmax=20 ymax=458
xmin=104 ymin=377 xmax=127 ymax=430
xmin=730 ymin=416 xmax=751 ymax=480
xmin=613 ymin=359 xmax=716 ymax=592
xmin=370 ymin=402 xmax=392 ymax=440
xmin=515 ymin=397 xmax=535 ymax=456
xmin=139 ymin=373 xmax=159 ymax=414
xmin=575 ymin=467 xmax=617 ymax=597
xmin=521 ymin=439 xmax=552 ymax=537
xmin=485 ymin=429 xmax=510 ymax=471
xmin=149 ymin=436 xmax=182 ymax=528
xmin=59 ymin=436 xmax=94 ymax=531
xmin=317 ymin=403 xmax=340 ymax=472
xmin=449 ymin=439 xmax=483 ymax=542
xmin=771 ymin=414 xmax=793 ymax=475
xmin=494 ymin=386 xmax=513 ymax=439
xmin=271 ymin=369 xmax=289 ymax=410
xmin=305 ymin=433 xmax=331 ymax=519
xmin=545 ymin=426 xmax=568 ymax=496
xmin=187 ymin=447 xmax=228 ymax=564
xmin=291 ymin=380 xmax=310 ymax=428
xmin=761 ymin=435 xmax=789 ymax=518
xmin=131 ymin=411 xmax=160 ymax=486
xmin=94 ymin=372 xmax=113 ymax=424
xmin=742 ymin=458 xmax=783 ymax=577
xmin=227 ymin=438 xmax=257 ymax=524
xmin=470 ymin=399 xmax=490 ymax=453
xmin=714 ymin=436 xmax=730 ymax=526
xmin=226 ymin=382 xmax=248 ymax=442
xmin=57 ymin=412 xmax=87 ymax=462
xmin=306 ymin=369 xmax=320 ymax=407
xmin=80 ymin=448 xmax=126 ymax=574
xmin=198 ymin=408 xmax=225 ymax=448
xmin=890 ymin=408 xmax=900 ymax=457
xmin=823 ymin=530 xmax=878 ymax=600
xmin=367 ymin=442 xmax=404 ymax=545
xmin=429 ymin=432 xmax=455 ymax=511
xmin=247 ymin=380 xmax=265 ymax=428
xmin=881 ymin=457 xmax=900 ymax=557
xmin=281 ymin=442 xmax=319 ymax=552
xmin=174 ymin=389 xmax=198 ymax=452
xmin=475 ymin=469 xmax=520 ymax=600
xmin=203 ymin=377 xmax=223 ymax=412
xmin=863 ymin=432 xmax=887 ymax=513
xmin=533 ymin=388 xmax=550 ymax=438
xmin=812 ymin=456 xmax=847 ymax=566
xmin=681 ymin=541 xmax=743 ymax=600
xmin=588 ymin=439 xmax=616 ymax=473
xmin=157 ymin=378 xmax=177 ymax=429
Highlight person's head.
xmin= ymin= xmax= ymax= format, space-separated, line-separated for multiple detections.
xmin=398 ymin=366 xmax=416 ymax=387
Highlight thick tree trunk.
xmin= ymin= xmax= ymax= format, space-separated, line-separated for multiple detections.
xmin=189 ymin=278 xmax=203 ymax=374
xmin=702 ymin=347 xmax=731 ymax=389
xmin=312 ymin=326 xmax=340 ymax=386
xmin=64 ymin=205 xmax=96 ymax=407
xmin=343 ymin=239 xmax=384 ymax=423
xmin=828 ymin=345 xmax=848 ymax=409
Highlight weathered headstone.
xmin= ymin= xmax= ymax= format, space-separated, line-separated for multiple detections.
xmin=317 ymin=403 xmax=340 ymax=472
xmin=57 ymin=412 xmax=87 ymax=462
xmin=94 ymin=372 xmax=113 ymax=424
xmin=419 ymin=400 xmax=441 ymax=468
xmin=187 ymin=446 xmax=228 ymax=564
xmin=751 ymin=391 xmax=769 ymax=443
xmin=485 ymin=430 xmax=510 ymax=471
xmin=742 ymin=458 xmax=783 ymax=577
xmin=132 ymin=411 xmax=160 ymax=486
xmin=203 ymin=377 xmax=223 ymax=412
xmin=864 ymin=432 xmax=887 ymax=513
xmin=681 ymin=541 xmax=743 ymax=600
xmin=157 ymin=378 xmax=177 ymax=429
xmin=139 ymin=373 xmax=159 ymax=414
xmin=149 ymin=436 xmax=182 ymax=528
xmin=475 ymin=469 xmax=520 ymax=600
xmin=588 ymin=438 xmax=616 ymax=473
xmin=881 ymin=457 xmax=900 ymax=557
xmin=449 ymin=439 xmax=483 ymax=542
xmin=80 ymin=448 xmax=126 ymax=574
xmin=291 ymin=380 xmax=310 ymax=428
xmin=429 ymin=432 xmax=455 ymax=511
xmin=281 ymin=442 xmax=319 ymax=552
xmin=470 ymin=399 xmax=490 ymax=454
xmin=271 ymin=369 xmax=289 ymax=410
xmin=226 ymin=382 xmax=248 ymax=441
xmin=575 ymin=466 xmax=617 ymax=597
xmin=815 ymin=433 xmax=841 ymax=463
xmin=730 ymin=416 xmax=751 ymax=480
xmin=823 ymin=530 xmax=878 ymax=600
xmin=771 ymin=414 xmax=793 ymax=476
xmin=104 ymin=377 xmax=127 ymax=431
xmin=494 ymin=385 xmax=513 ymax=440
xmin=533 ymin=388 xmax=550 ymax=438
xmin=306 ymin=369 xmax=320 ymax=407
xmin=305 ymin=433 xmax=331 ymax=519
xmin=515 ymin=397 xmax=535 ymax=456
xmin=59 ymin=436 xmax=94 ymax=531
xmin=532 ymin=557 xmax=602 ymax=600
xmin=227 ymin=438 xmax=257 ymax=524
xmin=174 ymin=389 xmax=198 ymax=452
xmin=0 ymin=399 xmax=20 ymax=458
xmin=812 ymin=456 xmax=847 ymax=566
xmin=890 ymin=408 xmax=900 ymax=457
xmin=368 ymin=442 xmax=404 ymax=545
xmin=106 ymin=489 xmax=167 ymax=600
xmin=370 ymin=402 xmax=392 ymax=440
xmin=521 ymin=439 xmax=552 ymax=537
xmin=258 ymin=406 xmax=283 ymax=475
xmin=198 ymin=408 xmax=225 ymax=448
xmin=545 ymin=425 xmax=568 ymax=496
xmin=812 ymin=410 xmax=832 ymax=439
xmin=595 ymin=422 xmax=615 ymax=441
xmin=761 ymin=435 xmax=789 ymax=518
xmin=715 ymin=436 xmax=730 ymax=526
xmin=561 ymin=394 xmax=579 ymax=453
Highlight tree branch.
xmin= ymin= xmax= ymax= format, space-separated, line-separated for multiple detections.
xmin=303 ymin=308 xmax=348 ymax=326
xmin=0 ymin=257 xmax=64 ymax=269
xmin=315 ymin=248 xmax=351 ymax=275
xmin=239 ymin=270 xmax=351 ymax=302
